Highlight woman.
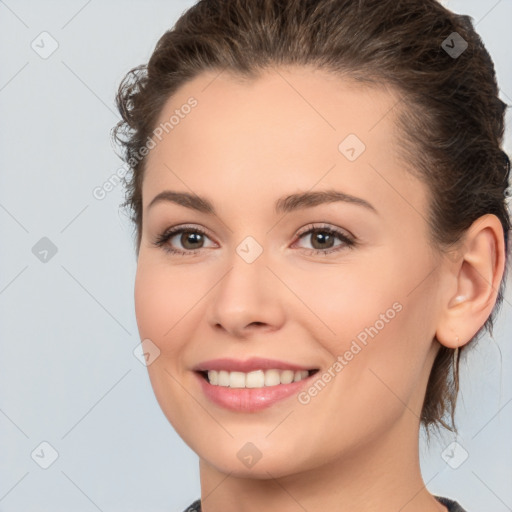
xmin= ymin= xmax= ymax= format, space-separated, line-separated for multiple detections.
xmin=112 ymin=0 xmax=510 ymax=510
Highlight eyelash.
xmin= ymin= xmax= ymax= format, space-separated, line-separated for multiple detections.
xmin=152 ymin=223 xmax=357 ymax=257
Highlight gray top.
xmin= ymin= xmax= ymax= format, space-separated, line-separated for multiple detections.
xmin=182 ymin=495 xmax=467 ymax=511
xmin=435 ymin=496 xmax=468 ymax=511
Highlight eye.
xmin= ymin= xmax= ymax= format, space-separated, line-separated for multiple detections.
xmin=152 ymin=224 xmax=216 ymax=256
xmin=152 ymin=222 xmax=356 ymax=257
xmin=293 ymin=224 xmax=356 ymax=255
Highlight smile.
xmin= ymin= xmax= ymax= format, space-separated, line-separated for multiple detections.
xmin=200 ymin=368 xmax=317 ymax=388
xmin=194 ymin=367 xmax=320 ymax=412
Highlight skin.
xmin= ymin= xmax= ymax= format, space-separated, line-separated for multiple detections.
xmin=134 ymin=66 xmax=505 ymax=512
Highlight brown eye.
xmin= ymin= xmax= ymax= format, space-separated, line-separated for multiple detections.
xmin=153 ymin=225 xmax=216 ymax=255
xmin=295 ymin=225 xmax=355 ymax=255
xmin=179 ymin=230 xmax=205 ymax=250
xmin=308 ymin=230 xmax=337 ymax=250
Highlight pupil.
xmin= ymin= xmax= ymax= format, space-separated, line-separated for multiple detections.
xmin=313 ymin=231 xmax=333 ymax=249
xmin=182 ymin=231 xmax=203 ymax=249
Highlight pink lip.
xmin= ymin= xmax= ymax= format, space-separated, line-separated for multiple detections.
xmin=194 ymin=372 xmax=315 ymax=412
xmin=192 ymin=358 xmax=318 ymax=412
xmin=193 ymin=357 xmax=315 ymax=372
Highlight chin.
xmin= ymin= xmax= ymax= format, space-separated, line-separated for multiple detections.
xmin=199 ymin=447 xmax=309 ymax=480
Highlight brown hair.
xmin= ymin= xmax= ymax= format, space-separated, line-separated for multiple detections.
xmin=112 ymin=0 xmax=511 ymax=434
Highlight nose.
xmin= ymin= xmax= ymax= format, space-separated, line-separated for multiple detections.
xmin=206 ymin=249 xmax=286 ymax=339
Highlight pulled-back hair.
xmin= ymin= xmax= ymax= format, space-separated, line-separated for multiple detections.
xmin=112 ymin=0 xmax=511 ymax=433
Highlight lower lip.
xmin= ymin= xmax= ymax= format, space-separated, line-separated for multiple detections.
xmin=194 ymin=371 xmax=314 ymax=412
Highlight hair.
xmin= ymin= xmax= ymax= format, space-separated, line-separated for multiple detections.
xmin=112 ymin=0 xmax=511 ymax=435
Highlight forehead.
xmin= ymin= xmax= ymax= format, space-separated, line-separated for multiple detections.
xmin=148 ymin=66 xmax=400 ymax=160
xmin=142 ymin=66 xmax=426 ymax=221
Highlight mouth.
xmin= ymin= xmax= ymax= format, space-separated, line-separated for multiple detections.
xmin=193 ymin=364 xmax=320 ymax=412
xmin=192 ymin=357 xmax=321 ymax=411
xmin=196 ymin=368 xmax=319 ymax=388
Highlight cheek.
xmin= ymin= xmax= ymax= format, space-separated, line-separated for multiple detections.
xmin=291 ymin=256 xmax=435 ymax=410
xmin=134 ymin=258 xmax=206 ymax=350
xmin=133 ymin=259 xmax=200 ymax=430
xmin=287 ymin=260 xmax=402 ymax=349
xmin=134 ymin=263 xmax=169 ymax=344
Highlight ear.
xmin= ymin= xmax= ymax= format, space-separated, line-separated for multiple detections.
xmin=435 ymin=214 xmax=507 ymax=349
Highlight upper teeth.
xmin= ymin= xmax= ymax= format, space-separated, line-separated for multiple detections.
xmin=207 ymin=369 xmax=310 ymax=388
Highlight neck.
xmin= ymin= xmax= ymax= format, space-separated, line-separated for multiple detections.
xmin=197 ymin=413 xmax=447 ymax=512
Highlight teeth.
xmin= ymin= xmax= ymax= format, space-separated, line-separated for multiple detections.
xmin=246 ymin=370 xmax=265 ymax=388
xmin=265 ymin=369 xmax=281 ymax=386
xmin=218 ymin=370 xmax=230 ymax=386
xmin=229 ymin=371 xmax=246 ymax=388
xmin=206 ymin=369 xmax=310 ymax=388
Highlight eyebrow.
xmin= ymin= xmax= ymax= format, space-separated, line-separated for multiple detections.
xmin=147 ymin=189 xmax=378 ymax=215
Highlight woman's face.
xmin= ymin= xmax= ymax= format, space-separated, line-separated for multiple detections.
xmin=135 ymin=67 xmax=446 ymax=477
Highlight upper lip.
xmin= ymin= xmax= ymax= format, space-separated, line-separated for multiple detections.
xmin=193 ymin=357 xmax=317 ymax=373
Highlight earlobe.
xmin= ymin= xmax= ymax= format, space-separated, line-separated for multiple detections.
xmin=435 ymin=214 xmax=506 ymax=349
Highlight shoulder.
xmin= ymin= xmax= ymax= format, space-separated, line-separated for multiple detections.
xmin=183 ymin=497 xmax=468 ymax=512
xmin=435 ymin=495 xmax=468 ymax=512
xmin=181 ymin=499 xmax=201 ymax=512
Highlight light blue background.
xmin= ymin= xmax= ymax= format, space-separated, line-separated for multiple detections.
xmin=0 ymin=1 xmax=510 ymax=511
